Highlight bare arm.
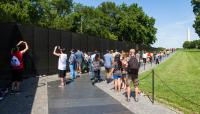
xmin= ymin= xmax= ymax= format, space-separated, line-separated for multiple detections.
xmin=53 ymin=46 xmax=60 ymax=57
xmin=20 ymin=41 xmax=29 ymax=54
xmin=17 ymin=41 xmax=24 ymax=46
xmin=109 ymin=62 xmax=116 ymax=75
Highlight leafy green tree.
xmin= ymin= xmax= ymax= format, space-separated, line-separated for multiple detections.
xmin=190 ymin=41 xmax=196 ymax=48
xmin=0 ymin=0 xmax=157 ymax=47
xmin=183 ymin=41 xmax=191 ymax=49
xmin=117 ymin=3 xmax=157 ymax=46
xmin=51 ymin=0 xmax=73 ymax=16
xmin=192 ymin=0 xmax=200 ymax=38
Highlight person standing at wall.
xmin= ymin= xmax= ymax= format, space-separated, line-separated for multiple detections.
xmin=53 ymin=46 xmax=67 ymax=87
xmin=75 ymin=49 xmax=84 ymax=75
xmin=69 ymin=49 xmax=77 ymax=80
xmin=103 ymin=50 xmax=113 ymax=83
xmin=10 ymin=41 xmax=29 ymax=94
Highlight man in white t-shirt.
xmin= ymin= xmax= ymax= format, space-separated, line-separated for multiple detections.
xmin=142 ymin=51 xmax=147 ymax=70
xmin=53 ymin=46 xmax=67 ymax=87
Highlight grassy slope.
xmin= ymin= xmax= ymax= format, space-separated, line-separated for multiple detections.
xmin=138 ymin=50 xmax=200 ymax=114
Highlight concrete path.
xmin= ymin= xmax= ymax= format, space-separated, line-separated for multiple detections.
xmin=48 ymin=76 xmax=133 ymax=114
xmin=0 ymin=52 xmax=182 ymax=114
xmin=95 ymin=53 xmax=183 ymax=114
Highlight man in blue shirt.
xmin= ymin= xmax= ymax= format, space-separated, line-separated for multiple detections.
xmin=75 ymin=49 xmax=84 ymax=74
xmin=103 ymin=50 xmax=113 ymax=83
xmin=69 ymin=49 xmax=77 ymax=80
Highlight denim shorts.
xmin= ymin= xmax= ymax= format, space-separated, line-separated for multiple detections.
xmin=112 ymin=75 xmax=121 ymax=79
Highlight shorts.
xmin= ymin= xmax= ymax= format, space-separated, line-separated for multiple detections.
xmin=105 ymin=68 xmax=112 ymax=73
xmin=12 ymin=69 xmax=24 ymax=82
xmin=126 ymin=73 xmax=139 ymax=87
xmin=58 ymin=70 xmax=66 ymax=78
xmin=122 ymin=73 xmax=128 ymax=78
xmin=77 ymin=59 xmax=82 ymax=66
xmin=143 ymin=58 xmax=147 ymax=63
xmin=112 ymin=75 xmax=121 ymax=79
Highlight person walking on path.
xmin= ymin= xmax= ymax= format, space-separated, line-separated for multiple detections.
xmin=88 ymin=52 xmax=94 ymax=80
xmin=53 ymin=46 xmax=67 ymax=87
xmin=75 ymin=49 xmax=84 ymax=75
xmin=136 ymin=51 xmax=141 ymax=66
xmin=155 ymin=52 xmax=160 ymax=65
xmin=10 ymin=41 xmax=29 ymax=94
xmin=103 ymin=50 xmax=113 ymax=83
xmin=69 ymin=49 xmax=77 ymax=80
xmin=92 ymin=54 xmax=103 ymax=85
xmin=126 ymin=49 xmax=140 ymax=102
xmin=142 ymin=51 xmax=147 ymax=70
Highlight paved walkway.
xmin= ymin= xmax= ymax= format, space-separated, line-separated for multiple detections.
xmin=94 ymin=53 xmax=182 ymax=114
xmin=0 ymin=52 xmax=182 ymax=114
xmin=48 ymin=76 xmax=133 ymax=114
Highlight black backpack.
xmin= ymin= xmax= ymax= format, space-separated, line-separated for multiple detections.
xmin=128 ymin=57 xmax=139 ymax=70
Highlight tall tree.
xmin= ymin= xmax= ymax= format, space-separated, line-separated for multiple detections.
xmin=51 ymin=0 xmax=73 ymax=16
xmin=192 ymin=0 xmax=200 ymax=38
xmin=0 ymin=0 xmax=157 ymax=46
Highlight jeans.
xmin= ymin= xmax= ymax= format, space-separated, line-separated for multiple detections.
xmin=94 ymin=70 xmax=100 ymax=80
xmin=89 ymin=63 xmax=94 ymax=79
xmin=69 ymin=64 xmax=76 ymax=79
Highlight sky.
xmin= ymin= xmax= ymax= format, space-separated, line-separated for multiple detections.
xmin=73 ymin=0 xmax=199 ymax=48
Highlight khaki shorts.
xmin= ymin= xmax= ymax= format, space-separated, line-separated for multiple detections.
xmin=126 ymin=74 xmax=139 ymax=87
xmin=105 ymin=68 xmax=112 ymax=73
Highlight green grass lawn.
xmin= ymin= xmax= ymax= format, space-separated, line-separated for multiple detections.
xmin=138 ymin=49 xmax=200 ymax=114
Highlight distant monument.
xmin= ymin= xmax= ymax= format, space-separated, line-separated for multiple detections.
xmin=187 ymin=27 xmax=191 ymax=41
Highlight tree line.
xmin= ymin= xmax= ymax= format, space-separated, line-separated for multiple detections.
xmin=0 ymin=0 xmax=157 ymax=47
xmin=183 ymin=40 xmax=200 ymax=49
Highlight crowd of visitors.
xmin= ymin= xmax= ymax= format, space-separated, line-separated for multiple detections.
xmin=3 ymin=40 xmax=175 ymax=103
xmin=52 ymin=45 xmax=175 ymax=102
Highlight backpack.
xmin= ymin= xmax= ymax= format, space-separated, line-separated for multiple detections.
xmin=69 ymin=54 xmax=76 ymax=64
xmin=128 ymin=57 xmax=139 ymax=70
xmin=11 ymin=56 xmax=21 ymax=67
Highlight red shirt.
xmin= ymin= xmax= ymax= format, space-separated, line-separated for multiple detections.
xmin=11 ymin=51 xmax=24 ymax=69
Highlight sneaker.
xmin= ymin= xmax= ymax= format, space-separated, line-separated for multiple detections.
xmin=127 ymin=98 xmax=131 ymax=102
xmin=92 ymin=81 xmax=95 ymax=85
xmin=90 ymin=77 xmax=94 ymax=80
xmin=134 ymin=97 xmax=139 ymax=102
xmin=106 ymin=79 xmax=110 ymax=84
